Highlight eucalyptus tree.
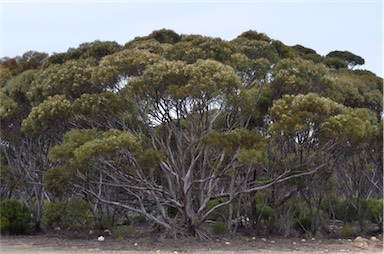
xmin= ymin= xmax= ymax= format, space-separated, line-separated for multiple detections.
xmin=2 ymin=29 xmax=382 ymax=237
xmin=0 ymin=69 xmax=48 ymax=228
xmin=46 ymin=40 xmax=122 ymax=65
xmin=0 ymin=45 xmax=123 ymax=229
xmin=326 ymin=50 xmax=365 ymax=69
xmin=269 ymin=93 xmax=380 ymax=234
xmin=270 ymin=58 xmax=332 ymax=100
xmin=0 ymin=51 xmax=48 ymax=77
xmin=47 ymin=53 xmax=330 ymax=238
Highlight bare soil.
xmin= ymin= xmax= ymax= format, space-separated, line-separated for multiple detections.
xmin=0 ymin=234 xmax=383 ymax=254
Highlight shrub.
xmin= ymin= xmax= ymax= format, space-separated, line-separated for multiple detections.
xmin=41 ymin=200 xmax=93 ymax=231
xmin=255 ymin=204 xmax=274 ymax=222
xmin=364 ymin=199 xmax=383 ymax=223
xmin=206 ymin=198 xmax=229 ymax=221
xmin=293 ymin=216 xmax=311 ymax=234
xmin=96 ymin=215 xmax=115 ymax=230
xmin=113 ymin=225 xmax=136 ymax=239
xmin=340 ymin=224 xmax=355 ymax=238
xmin=0 ymin=200 xmax=30 ymax=234
xmin=211 ymin=221 xmax=228 ymax=235
xmin=335 ymin=199 xmax=358 ymax=223
xmin=132 ymin=214 xmax=147 ymax=224
xmin=44 ymin=167 xmax=73 ymax=199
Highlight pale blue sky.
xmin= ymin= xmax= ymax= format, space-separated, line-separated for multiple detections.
xmin=1 ymin=0 xmax=382 ymax=76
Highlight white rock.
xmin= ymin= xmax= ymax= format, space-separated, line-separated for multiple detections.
xmin=134 ymin=243 xmax=138 ymax=246
xmin=354 ymin=236 xmax=365 ymax=242
xmin=225 ymin=241 xmax=231 ymax=245
xmin=301 ymin=239 xmax=306 ymax=242
xmin=270 ymin=240 xmax=275 ymax=243
xmin=370 ymin=236 xmax=377 ymax=241
xmin=261 ymin=238 xmax=267 ymax=242
xmin=311 ymin=237 xmax=315 ymax=241
xmin=252 ymin=236 xmax=256 ymax=240
xmin=54 ymin=227 xmax=61 ymax=231
xmin=293 ymin=242 xmax=296 ymax=245
xmin=97 ymin=236 xmax=105 ymax=242
xmin=174 ymin=251 xmax=178 ymax=254
xmin=347 ymin=239 xmax=352 ymax=242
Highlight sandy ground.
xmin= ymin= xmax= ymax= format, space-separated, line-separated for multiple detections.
xmin=0 ymin=234 xmax=383 ymax=254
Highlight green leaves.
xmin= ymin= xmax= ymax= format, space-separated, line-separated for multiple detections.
xmin=46 ymin=40 xmax=122 ymax=65
xmin=0 ymin=92 xmax=19 ymax=121
xmin=328 ymin=72 xmax=383 ymax=115
xmin=48 ymin=128 xmax=99 ymax=163
xmin=270 ymin=93 xmax=345 ymax=135
xmin=128 ymin=59 xmax=241 ymax=102
xmin=91 ymin=49 xmax=164 ymax=87
xmin=44 ymin=167 xmax=74 ymax=199
xmin=165 ymin=36 xmax=235 ymax=64
xmin=237 ymin=149 xmax=266 ymax=166
xmin=186 ymin=59 xmax=242 ymax=99
xmin=49 ymin=129 xmax=141 ymax=165
xmin=74 ymin=129 xmax=140 ymax=163
xmin=149 ymin=29 xmax=181 ymax=44
xmin=271 ymin=58 xmax=328 ymax=99
xmin=231 ymin=35 xmax=278 ymax=62
xmin=205 ymin=128 xmax=265 ymax=153
xmin=321 ymin=108 xmax=378 ymax=142
xmin=27 ymin=58 xmax=97 ymax=104
xmin=72 ymin=92 xmax=126 ymax=116
xmin=22 ymin=95 xmax=71 ymax=135
xmin=270 ymin=93 xmax=379 ymax=144
xmin=326 ymin=50 xmax=365 ymax=68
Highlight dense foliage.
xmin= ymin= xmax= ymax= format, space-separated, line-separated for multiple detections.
xmin=0 ymin=200 xmax=31 ymax=234
xmin=0 ymin=30 xmax=382 ymax=238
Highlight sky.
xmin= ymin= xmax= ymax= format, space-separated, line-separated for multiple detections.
xmin=1 ymin=0 xmax=382 ymax=77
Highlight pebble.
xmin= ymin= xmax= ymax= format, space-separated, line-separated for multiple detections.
xmin=301 ymin=239 xmax=306 ymax=242
xmin=347 ymin=239 xmax=352 ymax=242
xmin=353 ymin=236 xmax=369 ymax=249
xmin=252 ymin=236 xmax=256 ymax=240
xmin=134 ymin=243 xmax=138 ymax=246
xmin=370 ymin=236 xmax=377 ymax=241
xmin=97 ymin=236 xmax=105 ymax=242
xmin=174 ymin=251 xmax=179 ymax=254
xmin=270 ymin=240 xmax=275 ymax=243
xmin=261 ymin=238 xmax=267 ymax=242
xmin=225 ymin=241 xmax=231 ymax=245
xmin=354 ymin=236 xmax=369 ymax=242
xmin=293 ymin=242 xmax=296 ymax=245
xmin=311 ymin=237 xmax=315 ymax=241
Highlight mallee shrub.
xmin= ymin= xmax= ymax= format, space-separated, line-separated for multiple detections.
xmin=0 ymin=200 xmax=31 ymax=234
